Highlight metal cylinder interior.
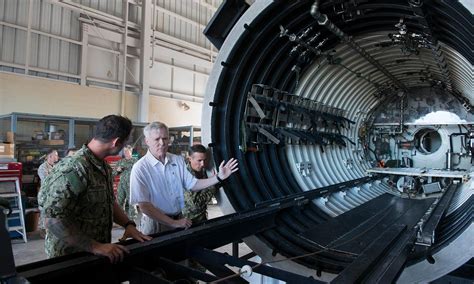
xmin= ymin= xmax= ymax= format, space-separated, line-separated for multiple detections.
xmin=202 ymin=0 xmax=473 ymax=282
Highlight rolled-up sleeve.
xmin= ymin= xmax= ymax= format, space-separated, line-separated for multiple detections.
xmin=182 ymin=167 xmax=198 ymax=191
xmin=130 ymin=164 xmax=151 ymax=205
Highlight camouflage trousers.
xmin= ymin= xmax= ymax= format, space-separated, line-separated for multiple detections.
xmin=190 ymin=213 xmax=207 ymax=224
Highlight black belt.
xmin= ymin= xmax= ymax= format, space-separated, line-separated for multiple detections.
xmin=167 ymin=213 xmax=182 ymax=220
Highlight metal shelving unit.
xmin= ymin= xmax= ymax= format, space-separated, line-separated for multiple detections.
xmin=168 ymin=126 xmax=201 ymax=156
xmin=0 ymin=112 xmax=147 ymax=197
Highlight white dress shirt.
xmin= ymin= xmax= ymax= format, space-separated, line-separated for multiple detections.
xmin=130 ymin=151 xmax=197 ymax=215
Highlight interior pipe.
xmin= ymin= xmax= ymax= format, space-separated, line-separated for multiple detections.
xmin=120 ymin=0 xmax=129 ymax=116
xmin=407 ymin=0 xmax=454 ymax=93
xmin=52 ymin=0 xmax=134 ymax=28
xmin=310 ymin=0 xmax=407 ymax=92
xmin=150 ymin=0 xmax=157 ymax=68
xmin=446 ymin=150 xmax=452 ymax=170
xmin=449 ymin=133 xmax=467 ymax=153
xmin=447 ymin=132 xmax=467 ymax=169
xmin=396 ymin=94 xmax=406 ymax=135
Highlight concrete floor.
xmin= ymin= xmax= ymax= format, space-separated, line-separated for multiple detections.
xmin=11 ymin=204 xmax=252 ymax=267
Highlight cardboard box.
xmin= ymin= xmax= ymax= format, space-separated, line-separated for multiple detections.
xmin=0 ymin=143 xmax=14 ymax=156
xmin=49 ymin=132 xmax=63 ymax=140
xmin=34 ymin=131 xmax=45 ymax=140
xmin=6 ymin=131 xmax=14 ymax=143
xmin=39 ymin=139 xmax=64 ymax=146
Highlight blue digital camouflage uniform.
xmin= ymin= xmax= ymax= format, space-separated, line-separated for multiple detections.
xmin=182 ymin=162 xmax=217 ymax=223
xmin=38 ymin=145 xmax=114 ymax=258
xmin=113 ymin=157 xmax=138 ymax=220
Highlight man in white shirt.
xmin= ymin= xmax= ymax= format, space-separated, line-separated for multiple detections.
xmin=130 ymin=122 xmax=238 ymax=234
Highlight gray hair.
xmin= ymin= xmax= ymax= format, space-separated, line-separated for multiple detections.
xmin=143 ymin=121 xmax=168 ymax=138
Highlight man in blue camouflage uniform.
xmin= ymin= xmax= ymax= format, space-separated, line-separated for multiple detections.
xmin=182 ymin=145 xmax=217 ymax=223
xmin=38 ymin=115 xmax=151 ymax=263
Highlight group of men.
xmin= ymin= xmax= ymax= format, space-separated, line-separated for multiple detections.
xmin=38 ymin=115 xmax=238 ymax=263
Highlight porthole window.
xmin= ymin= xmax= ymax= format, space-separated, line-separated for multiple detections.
xmin=414 ymin=128 xmax=442 ymax=154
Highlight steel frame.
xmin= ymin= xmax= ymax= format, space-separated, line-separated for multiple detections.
xmin=12 ymin=205 xmax=279 ymax=283
xmin=190 ymin=247 xmax=325 ymax=284
xmin=0 ymin=177 xmax=467 ymax=283
xmin=0 ymin=178 xmax=427 ymax=282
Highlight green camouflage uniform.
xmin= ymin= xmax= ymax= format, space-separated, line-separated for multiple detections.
xmin=37 ymin=160 xmax=54 ymax=230
xmin=113 ymin=157 xmax=138 ymax=220
xmin=38 ymin=145 xmax=114 ymax=258
xmin=182 ymin=163 xmax=217 ymax=223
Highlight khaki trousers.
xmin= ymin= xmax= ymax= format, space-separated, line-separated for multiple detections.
xmin=139 ymin=214 xmax=181 ymax=234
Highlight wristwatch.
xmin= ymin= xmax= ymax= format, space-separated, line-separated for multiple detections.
xmin=216 ymin=174 xmax=224 ymax=183
xmin=123 ymin=220 xmax=136 ymax=229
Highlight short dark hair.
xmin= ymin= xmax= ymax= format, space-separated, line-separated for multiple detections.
xmin=94 ymin=115 xmax=132 ymax=143
xmin=41 ymin=149 xmax=57 ymax=160
xmin=189 ymin=144 xmax=207 ymax=155
xmin=46 ymin=149 xmax=57 ymax=156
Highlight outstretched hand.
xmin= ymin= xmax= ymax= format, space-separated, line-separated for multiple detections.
xmin=217 ymin=158 xmax=239 ymax=180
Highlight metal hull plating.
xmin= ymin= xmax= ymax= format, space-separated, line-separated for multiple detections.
xmin=203 ymin=0 xmax=473 ymax=282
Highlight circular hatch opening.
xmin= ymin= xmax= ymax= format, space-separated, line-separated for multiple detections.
xmin=414 ymin=128 xmax=442 ymax=154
